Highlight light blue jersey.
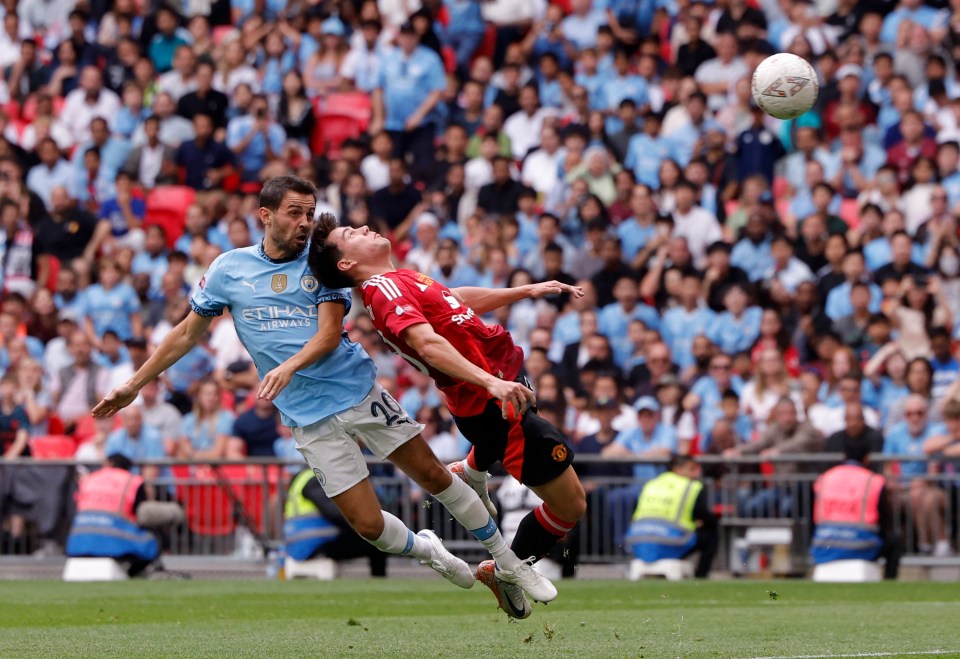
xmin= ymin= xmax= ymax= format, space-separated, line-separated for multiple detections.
xmin=190 ymin=244 xmax=376 ymax=428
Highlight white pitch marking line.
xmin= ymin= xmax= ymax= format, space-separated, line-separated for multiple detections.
xmin=749 ymin=650 xmax=957 ymax=659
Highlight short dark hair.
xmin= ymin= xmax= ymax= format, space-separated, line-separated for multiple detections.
xmin=106 ymin=453 xmax=134 ymax=471
xmin=668 ymin=454 xmax=697 ymax=471
xmin=308 ymin=213 xmax=355 ymax=289
xmin=259 ymin=176 xmax=317 ymax=212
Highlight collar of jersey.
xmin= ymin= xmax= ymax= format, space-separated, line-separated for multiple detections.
xmin=258 ymin=240 xmax=306 ymax=264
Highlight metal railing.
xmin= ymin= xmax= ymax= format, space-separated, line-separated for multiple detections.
xmin=0 ymin=455 xmax=957 ymax=572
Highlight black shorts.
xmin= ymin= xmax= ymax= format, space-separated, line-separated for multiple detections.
xmin=452 ymin=399 xmax=575 ymax=488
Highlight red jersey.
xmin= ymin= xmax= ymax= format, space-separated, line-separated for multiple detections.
xmin=360 ymin=269 xmax=524 ymax=416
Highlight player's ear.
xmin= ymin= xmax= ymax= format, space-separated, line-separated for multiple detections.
xmin=337 ymin=257 xmax=355 ymax=273
xmin=258 ymin=207 xmax=272 ymax=227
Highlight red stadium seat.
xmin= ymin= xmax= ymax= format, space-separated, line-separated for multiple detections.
xmin=44 ymin=255 xmax=60 ymax=293
xmin=473 ymin=24 xmax=497 ymax=62
xmin=29 ymin=435 xmax=76 ymax=459
xmin=322 ymin=92 xmax=373 ymax=131
xmin=144 ymin=185 xmax=196 ymax=249
xmin=312 ymin=113 xmax=362 ymax=159
xmin=215 ymin=464 xmax=283 ymax=535
xmin=173 ymin=465 xmax=236 ymax=537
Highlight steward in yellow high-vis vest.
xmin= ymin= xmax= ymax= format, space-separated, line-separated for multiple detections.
xmin=625 ymin=455 xmax=717 ymax=577
xmin=283 ymin=469 xmax=388 ymax=576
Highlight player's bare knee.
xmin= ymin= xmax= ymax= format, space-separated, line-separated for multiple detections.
xmin=562 ymin=492 xmax=587 ymax=522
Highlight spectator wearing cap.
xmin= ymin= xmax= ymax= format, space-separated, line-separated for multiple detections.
xmin=405 ymin=213 xmax=441 ymax=274
xmin=603 ymin=396 xmax=677 ymax=479
xmin=370 ymin=21 xmax=446 ymax=182
xmin=661 ymin=272 xmax=715 ymax=371
xmin=303 ymin=17 xmax=348 ymax=99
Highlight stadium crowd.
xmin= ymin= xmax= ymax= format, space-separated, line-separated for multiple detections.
xmin=0 ymin=0 xmax=959 ymax=559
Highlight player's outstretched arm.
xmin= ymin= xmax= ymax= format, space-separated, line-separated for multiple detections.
xmin=451 ymin=281 xmax=584 ymax=315
xmin=92 ymin=311 xmax=214 ymax=418
xmin=258 ymin=301 xmax=347 ymax=401
xmin=401 ymin=322 xmax=536 ymax=419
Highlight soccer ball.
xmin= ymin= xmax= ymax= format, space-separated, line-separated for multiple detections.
xmin=751 ymin=53 xmax=819 ymax=120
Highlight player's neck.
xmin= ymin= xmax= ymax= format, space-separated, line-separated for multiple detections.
xmin=261 ymin=237 xmax=301 ymax=262
xmin=356 ymin=258 xmax=396 ymax=283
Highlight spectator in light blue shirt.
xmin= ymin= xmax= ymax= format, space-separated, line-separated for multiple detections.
xmin=606 ymin=396 xmax=677 ymax=481
xmin=601 ymin=48 xmax=649 ymax=135
xmin=708 ymin=283 xmax=762 ymax=355
xmin=437 ymin=0 xmax=486 ymax=73
xmin=226 ymin=95 xmax=286 ymax=182
xmin=78 ymin=258 xmax=142 ymax=341
xmin=825 ymin=250 xmax=883 ymax=321
xmin=691 ymin=353 xmax=745 ymax=438
xmin=730 ymin=212 xmax=774 ymax=282
xmin=374 ymin=24 xmax=447 ymax=181
xmin=880 ymin=2 xmax=947 ymax=44
xmin=26 ymin=138 xmax=73 ymax=210
xmin=598 ymin=276 xmax=660 ymax=367
xmin=883 ymin=394 xmax=944 ymax=480
xmin=625 ymin=112 xmax=671 ymax=189
xmin=177 ymin=379 xmax=237 ymax=459
xmin=105 ymin=406 xmax=166 ymax=477
xmin=561 ymin=0 xmax=608 ymax=51
xmin=661 ymin=273 xmax=715 ymax=370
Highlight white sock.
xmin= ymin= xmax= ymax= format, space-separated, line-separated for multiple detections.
xmin=367 ymin=511 xmax=432 ymax=561
xmin=434 ymin=477 xmax=520 ymax=570
xmin=462 ymin=459 xmax=486 ymax=482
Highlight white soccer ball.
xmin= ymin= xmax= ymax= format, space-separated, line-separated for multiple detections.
xmin=751 ymin=53 xmax=819 ymax=120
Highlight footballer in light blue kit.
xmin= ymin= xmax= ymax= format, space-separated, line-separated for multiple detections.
xmin=93 ymin=176 xmax=555 ymax=616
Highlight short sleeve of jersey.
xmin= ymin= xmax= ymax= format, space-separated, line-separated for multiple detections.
xmin=190 ymin=252 xmax=232 ymax=317
xmin=317 ymin=285 xmax=353 ymax=314
xmin=366 ymin=276 xmax=429 ymax=337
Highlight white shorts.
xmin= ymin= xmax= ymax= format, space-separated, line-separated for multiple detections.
xmin=291 ymin=383 xmax=424 ymax=497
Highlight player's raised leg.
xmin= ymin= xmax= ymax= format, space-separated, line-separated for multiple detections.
xmin=292 ymin=408 xmax=474 ymax=589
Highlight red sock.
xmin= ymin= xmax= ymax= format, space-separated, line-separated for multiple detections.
xmin=534 ymin=504 xmax=576 ymax=536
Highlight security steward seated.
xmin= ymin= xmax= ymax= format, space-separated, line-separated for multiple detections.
xmin=285 ymin=469 xmax=388 ymax=576
xmin=626 ymin=454 xmax=718 ymax=578
xmin=66 ymin=453 xmax=183 ymax=577
xmin=811 ymin=439 xmax=900 ymax=579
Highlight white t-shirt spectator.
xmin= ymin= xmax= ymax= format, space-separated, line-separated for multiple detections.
xmin=360 ymin=154 xmax=390 ymax=192
xmin=504 ymin=108 xmax=553 ymax=160
xmin=672 ymin=205 xmax=724 ymax=268
xmin=694 ymin=56 xmax=748 ymax=111
xmin=158 ymin=71 xmax=198 ymax=102
xmin=521 ymin=147 xmax=565 ymax=196
xmin=214 ymin=66 xmax=260 ymax=97
xmin=60 ymin=88 xmax=122 ymax=145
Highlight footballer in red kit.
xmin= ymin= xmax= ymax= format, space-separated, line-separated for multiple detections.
xmin=361 ymin=269 xmax=524 ymax=418
xmin=309 ymin=218 xmax=588 ymax=614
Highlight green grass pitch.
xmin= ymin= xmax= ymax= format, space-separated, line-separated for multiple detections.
xmin=1 ymin=579 xmax=959 ymax=658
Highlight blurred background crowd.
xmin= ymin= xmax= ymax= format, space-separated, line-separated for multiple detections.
xmin=0 ymin=0 xmax=959 ymax=556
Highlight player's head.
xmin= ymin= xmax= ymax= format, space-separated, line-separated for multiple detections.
xmin=258 ymin=176 xmax=317 ymax=257
xmin=309 ymin=213 xmax=392 ymax=288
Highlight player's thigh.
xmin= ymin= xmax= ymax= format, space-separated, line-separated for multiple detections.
xmin=291 ymin=416 xmax=370 ymax=499
xmin=339 ymin=382 xmax=424 ymax=460
xmin=516 ymin=411 xmax=576 ymax=488
xmin=386 ymin=436 xmax=453 ymax=495
xmin=528 ymin=465 xmax=587 ymax=523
